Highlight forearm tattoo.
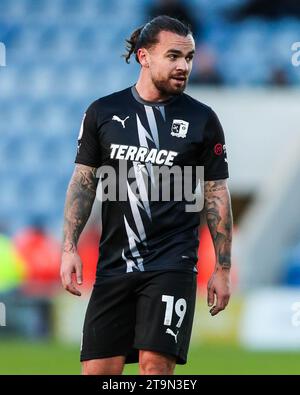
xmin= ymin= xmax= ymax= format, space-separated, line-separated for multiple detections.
xmin=204 ymin=180 xmax=233 ymax=269
xmin=62 ymin=164 xmax=98 ymax=253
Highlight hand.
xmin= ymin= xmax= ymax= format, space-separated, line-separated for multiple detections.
xmin=60 ymin=251 xmax=83 ymax=296
xmin=207 ymin=266 xmax=231 ymax=316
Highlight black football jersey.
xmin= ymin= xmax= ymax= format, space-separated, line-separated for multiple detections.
xmin=75 ymin=86 xmax=229 ymax=276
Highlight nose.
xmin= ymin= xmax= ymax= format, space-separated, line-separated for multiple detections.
xmin=176 ymin=58 xmax=189 ymax=73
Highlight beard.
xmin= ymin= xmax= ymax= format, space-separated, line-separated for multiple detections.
xmin=152 ymin=75 xmax=188 ymax=97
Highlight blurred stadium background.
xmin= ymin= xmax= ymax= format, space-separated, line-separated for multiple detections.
xmin=1 ymin=0 xmax=300 ymax=375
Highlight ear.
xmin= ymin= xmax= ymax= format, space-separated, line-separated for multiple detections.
xmin=137 ymin=48 xmax=149 ymax=68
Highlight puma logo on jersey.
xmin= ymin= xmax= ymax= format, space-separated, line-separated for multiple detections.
xmin=166 ymin=328 xmax=179 ymax=343
xmin=110 ymin=144 xmax=178 ymax=166
xmin=112 ymin=115 xmax=129 ymax=128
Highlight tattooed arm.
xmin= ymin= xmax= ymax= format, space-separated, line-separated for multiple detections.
xmin=61 ymin=164 xmax=98 ymax=296
xmin=204 ymin=179 xmax=233 ymax=316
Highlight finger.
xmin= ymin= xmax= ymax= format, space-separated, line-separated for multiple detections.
xmin=222 ymin=294 xmax=230 ymax=308
xmin=210 ymin=306 xmax=222 ymax=316
xmin=210 ymin=294 xmax=229 ymax=316
xmin=207 ymin=287 xmax=215 ymax=307
xmin=60 ymin=271 xmax=68 ymax=289
xmin=66 ymin=283 xmax=81 ymax=297
xmin=61 ymin=272 xmax=81 ymax=296
xmin=210 ymin=303 xmax=223 ymax=316
xmin=76 ymin=264 xmax=83 ymax=285
xmin=61 ymin=270 xmax=72 ymax=288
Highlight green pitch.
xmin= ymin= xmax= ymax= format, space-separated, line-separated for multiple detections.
xmin=0 ymin=340 xmax=299 ymax=375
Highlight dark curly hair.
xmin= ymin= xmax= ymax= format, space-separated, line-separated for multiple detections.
xmin=123 ymin=15 xmax=192 ymax=64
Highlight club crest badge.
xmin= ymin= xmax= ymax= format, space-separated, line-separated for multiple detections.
xmin=171 ymin=119 xmax=189 ymax=138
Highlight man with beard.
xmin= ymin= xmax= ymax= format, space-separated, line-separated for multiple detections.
xmin=61 ymin=15 xmax=233 ymax=375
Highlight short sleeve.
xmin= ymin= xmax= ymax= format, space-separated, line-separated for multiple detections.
xmin=74 ymin=103 xmax=102 ymax=167
xmin=199 ymin=108 xmax=229 ymax=181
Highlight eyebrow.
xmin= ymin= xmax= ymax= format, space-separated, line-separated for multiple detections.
xmin=166 ymin=49 xmax=195 ymax=56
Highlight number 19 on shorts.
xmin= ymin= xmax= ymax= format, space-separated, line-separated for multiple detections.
xmin=162 ymin=295 xmax=187 ymax=328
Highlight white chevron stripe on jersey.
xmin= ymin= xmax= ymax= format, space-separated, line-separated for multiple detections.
xmin=136 ymin=114 xmax=154 ymax=145
xmin=121 ymin=111 xmax=160 ymax=272
xmin=123 ymin=215 xmax=145 ymax=272
xmin=155 ymin=105 xmax=166 ymax=121
xmin=122 ymin=248 xmax=139 ymax=273
xmin=145 ymin=105 xmax=160 ymax=150
xmin=144 ymin=106 xmax=160 ymax=188
xmin=133 ymin=161 xmax=151 ymax=220
xmin=126 ymin=180 xmax=148 ymax=245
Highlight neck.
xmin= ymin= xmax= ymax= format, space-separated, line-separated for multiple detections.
xmin=135 ymin=74 xmax=172 ymax=102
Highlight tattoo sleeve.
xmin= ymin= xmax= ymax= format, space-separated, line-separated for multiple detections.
xmin=204 ymin=179 xmax=233 ymax=270
xmin=62 ymin=164 xmax=98 ymax=253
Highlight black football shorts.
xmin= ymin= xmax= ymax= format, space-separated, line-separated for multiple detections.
xmin=80 ymin=270 xmax=197 ymax=365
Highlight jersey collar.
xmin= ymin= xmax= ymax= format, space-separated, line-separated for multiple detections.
xmin=131 ymin=85 xmax=180 ymax=107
